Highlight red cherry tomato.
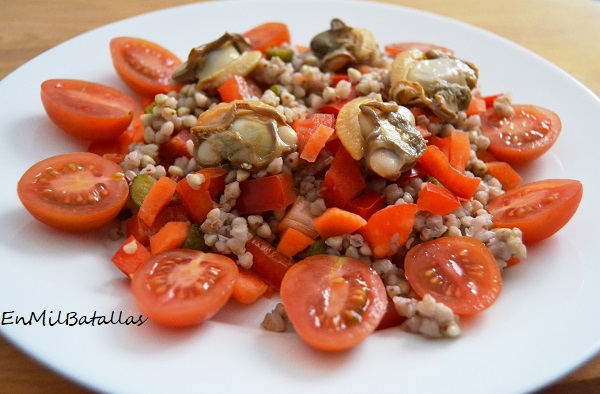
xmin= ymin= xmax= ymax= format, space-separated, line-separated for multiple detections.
xmin=110 ymin=37 xmax=182 ymax=97
xmin=17 ymin=152 xmax=129 ymax=231
xmin=487 ymin=179 xmax=583 ymax=244
xmin=480 ymin=104 xmax=561 ymax=165
xmin=41 ymin=79 xmax=136 ymax=141
xmin=131 ymin=249 xmax=238 ymax=328
xmin=280 ymin=254 xmax=388 ymax=352
xmin=404 ymin=237 xmax=502 ymax=316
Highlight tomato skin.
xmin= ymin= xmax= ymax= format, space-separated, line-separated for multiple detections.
xmin=487 ymin=179 xmax=583 ymax=244
xmin=480 ymin=104 xmax=561 ymax=165
xmin=110 ymin=37 xmax=182 ymax=97
xmin=243 ymin=22 xmax=291 ymax=54
xmin=17 ymin=152 xmax=129 ymax=231
xmin=280 ymin=255 xmax=388 ymax=352
xmin=41 ymin=79 xmax=136 ymax=141
xmin=131 ymin=250 xmax=238 ymax=328
xmin=404 ymin=237 xmax=502 ymax=316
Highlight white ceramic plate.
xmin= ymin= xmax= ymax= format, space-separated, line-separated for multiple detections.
xmin=1 ymin=1 xmax=598 ymax=393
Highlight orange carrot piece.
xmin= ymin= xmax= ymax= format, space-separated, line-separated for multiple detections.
xmin=417 ymin=182 xmax=462 ymax=215
xmin=149 ymin=221 xmax=191 ymax=254
xmin=465 ymin=97 xmax=486 ymax=116
xmin=485 ymin=161 xmax=523 ymax=190
xmin=359 ymin=204 xmax=418 ymax=259
xmin=300 ymin=124 xmax=335 ymax=163
xmin=313 ymin=207 xmax=367 ymax=240
xmin=449 ymin=130 xmax=471 ymax=172
xmin=138 ymin=176 xmax=178 ymax=226
xmin=231 ymin=266 xmax=270 ymax=304
xmin=476 ymin=149 xmax=498 ymax=163
xmin=276 ymin=227 xmax=316 ymax=257
xmin=506 ymin=256 xmax=521 ymax=267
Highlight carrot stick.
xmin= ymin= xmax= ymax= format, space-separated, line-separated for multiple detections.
xmin=300 ymin=124 xmax=335 ymax=163
xmin=449 ymin=130 xmax=471 ymax=172
xmin=138 ymin=176 xmax=178 ymax=226
xmin=313 ymin=207 xmax=367 ymax=240
xmin=149 ymin=221 xmax=190 ymax=254
xmin=277 ymin=227 xmax=316 ymax=257
xmin=485 ymin=161 xmax=523 ymax=190
xmin=231 ymin=266 xmax=269 ymax=304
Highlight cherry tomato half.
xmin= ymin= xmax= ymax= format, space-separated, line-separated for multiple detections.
xmin=280 ymin=255 xmax=388 ymax=352
xmin=487 ymin=179 xmax=583 ymax=244
xmin=480 ymin=104 xmax=561 ymax=165
xmin=110 ymin=37 xmax=182 ymax=97
xmin=41 ymin=79 xmax=136 ymax=141
xmin=17 ymin=152 xmax=129 ymax=231
xmin=131 ymin=249 xmax=238 ymax=327
xmin=404 ymin=237 xmax=502 ymax=316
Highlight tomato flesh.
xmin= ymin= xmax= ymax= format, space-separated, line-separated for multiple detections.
xmin=480 ymin=104 xmax=561 ymax=164
xmin=404 ymin=237 xmax=502 ymax=316
xmin=41 ymin=79 xmax=136 ymax=141
xmin=487 ymin=179 xmax=582 ymax=244
xmin=17 ymin=152 xmax=129 ymax=231
xmin=131 ymin=250 xmax=238 ymax=327
xmin=280 ymin=255 xmax=388 ymax=352
xmin=110 ymin=37 xmax=182 ymax=97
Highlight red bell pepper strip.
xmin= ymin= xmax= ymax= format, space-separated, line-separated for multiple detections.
xmin=176 ymin=174 xmax=215 ymax=224
xmin=245 ymin=236 xmax=294 ymax=288
xmin=416 ymin=182 xmax=462 ymax=215
xmin=418 ymin=145 xmax=481 ymax=199
xmin=346 ymin=190 xmax=386 ymax=220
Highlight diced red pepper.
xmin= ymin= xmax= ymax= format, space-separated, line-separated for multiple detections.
xmin=158 ymin=128 xmax=193 ymax=166
xmin=346 ymin=190 xmax=386 ymax=220
xmin=320 ymin=145 xmax=366 ymax=209
xmin=416 ymin=182 xmax=462 ymax=215
xmin=176 ymin=175 xmax=215 ymax=224
xmin=245 ymin=236 xmax=294 ymax=288
xmin=111 ymin=235 xmax=152 ymax=278
xmin=236 ymin=172 xmax=297 ymax=215
xmin=418 ymin=145 xmax=481 ymax=199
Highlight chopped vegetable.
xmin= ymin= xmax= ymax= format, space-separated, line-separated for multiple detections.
xmin=277 ymin=227 xmax=316 ymax=257
xmin=137 ymin=176 xmax=178 ymax=226
xmin=149 ymin=221 xmax=191 ymax=254
xmin=320 ymin=146 xmax=366 ymax=208
xmin=359 ymin=203 xmax=418 ymax=259
xmin=313 ymin=207 xmax=367 ymax=239
xmin=245 ymin=236 xmax=294 ymax=288
xmin=418 ymin=145 xmax=481 ymax=199
xmin=417 ymin=181 xmax=461 ymax=215
xmin=236 ymin=172 xmax=297 ymax=215
xmin=111 ymin=235 xmax=152 ymax=278
xmin=232 ymin=266 xmax=269 ymax=304
xmin=485 ymin=161 xmax=522 ymax=190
